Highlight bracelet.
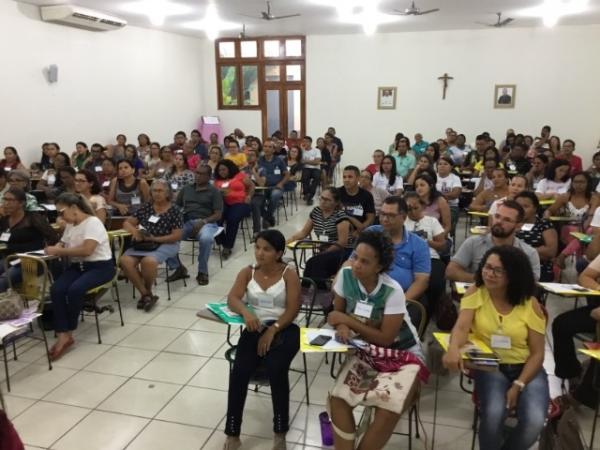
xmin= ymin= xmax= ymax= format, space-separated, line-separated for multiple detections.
xmin=513 ymin=380 xmax=525 ymax=391
xmin=272 ymin=322 xmax=280 ymax=332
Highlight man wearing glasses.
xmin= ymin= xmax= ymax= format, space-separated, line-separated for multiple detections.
xmin=446 ymin=201 xmax=540 ymax=283
xmin=166 ymin=165 xmax=223 ymax=286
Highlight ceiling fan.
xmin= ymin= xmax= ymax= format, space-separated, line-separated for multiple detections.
xmin=240 ymin=1 xmax=301 ymax=21
xmin=391 ymin=1 xmax=440 ymax=16
xmin=477 ymin=12 xmax=514 ymax=27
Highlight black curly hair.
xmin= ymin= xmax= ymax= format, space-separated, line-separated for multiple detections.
xmin=354 ymin=230 xmax=394 ymax=274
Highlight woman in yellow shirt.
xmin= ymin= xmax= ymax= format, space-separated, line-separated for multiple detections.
xmin=224 ymin=140 xmax=248 ymax=169
xmin=443 ymin=245 xmax=548 ymax=450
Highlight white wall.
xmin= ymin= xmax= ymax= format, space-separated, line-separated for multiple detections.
xmin=306 ymin=26 xmax=600 ymax=168
xmin=0 ymin=1 xmax=204 ymax=165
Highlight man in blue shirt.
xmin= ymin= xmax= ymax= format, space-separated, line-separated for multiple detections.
xmin=412 ymin=133 xmax=429 ymax=156
xmin=255 ymin=138 xmax=289 ymax=230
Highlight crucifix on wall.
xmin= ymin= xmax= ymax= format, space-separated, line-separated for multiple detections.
xmin=438 ymin=73 xmax=453 ymax=100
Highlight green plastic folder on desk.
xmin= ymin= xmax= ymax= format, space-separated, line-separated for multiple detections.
xmin=206 ymin=302 xmax=256 ymax=325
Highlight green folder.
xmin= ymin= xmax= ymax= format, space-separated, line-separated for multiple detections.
xmin=206 ymin=302 xmax=256 ymax=325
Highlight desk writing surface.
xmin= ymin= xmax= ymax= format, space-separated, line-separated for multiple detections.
xmin=579 ymin=349 xmax=600 ymax=361
xmin=570 ymin=232 xmax=592 ymax=244
xmin=539 ymin=282 xmax=600 ymax=296
xmin=432 ymin=332 xmax=493 ymax=359
xmin=467 ymin=211 xmax=489 ymax=218
xmin=300 ymin=327 xmax=349 ymax=353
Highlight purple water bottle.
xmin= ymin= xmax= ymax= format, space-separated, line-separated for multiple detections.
xmin=319 ymin=411 xmax=334 ymax=446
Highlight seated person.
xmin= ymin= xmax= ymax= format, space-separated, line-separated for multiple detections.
xmin=552 ymin=257 xmax=600 ymax=409
xmin=526 ymin=154 xmax=548 ymax=191
xmin=515 ymin=192 xmax=558 ymax=282
xmin=49 ymin=166 xmax=77 ymax=199
xmin=121 ymin=180 xmax=183 ymax=311
xmin=358 ymin=170 xmax=389 ymax=219
xmin=213 ymin=160 xmax=254 ymax=260
xmin=166 ymin=165 xmax=223 ymax=286
xmin=124 ymin=144 xmax=145 ymax=176
xmin=224 ymin=140 xmax=248 ymax=169
xmin=0 ymin=187 xmax=59 ymax=291
xmin=108 ymin=159 xmax=150 ymax=216
xmin=393 ymin=138 xmax=416 ymax=179
xmin=406 ymin=154 xmax=434 ymax=186
xmin=364 ymin=149 xmax=384 ymax=176
xmin=469 ymin=167 xmax=509 ymax=212
xmin=443 ymin=246 xmax=548 ymax=450
xmin=223 ymin=230 xmax=300 ymax=450
xmin=37 ymin=151 xmax=71 ymax=191
xmin=447 ymin=201 xmax=541 ymax=282
xmin=98 ymin=157 xmax=116 ymax=192
xmin=40 ymin=142 xmax=59 ymax=171
xmin=44 ymin=193 xmax=116 ymax=360
xmin=71 ymin=142 xmax=90 ymax=170
xmin=404 ymin=192 xmax=446 ymax=315
xmin=164 ymin=153 xmax=195 ymax=194
xmin=301 ymin=136 xmax=322 ymax=205
xmin=254 ymin=138 xmax=289 ymax=231
xmin=182 ymin=141 xmax=200 ymax=171
xmin=339 ymin=165 xmax=375 ymax=240
xmin=436 ymin=156 xmax=462 ymax=226
xmin=284 ymin=145 xmax=302 ymax=192
xmin=328 ymin=230 xmax=424 ymax=450
xmin=472 ymin=158 xmax=498 ymax=197
xmin=0 ymin=146 xmax=26 ymax=172
xmin=363 ymin=196 xmax=431 ymax=316
xmin=151 ymin=146 xmax=174 ymax=178
xmin=488 ymin=174 xmax=528 ymax=216
xmin=414 ymin=173 xmax=452 ymax=237
xmin=0 ymin=169 xmax=9 ymax=208
xmin=286 ymin=187 xmax=350 ymax=288
xmin=7 ymin=171 xmax=40 ymax=212
xmin=75 ymin=170 xmax=107 ymax=224
xmin=504 ymin=143 xmax=531 ymax=175
xmin=535 ymin=159 xmax=571 ymax=200
xmin=373 ymin=155 xmax=403 ymax=195
xmin=82 ymin=143 xmax=105 ymax=173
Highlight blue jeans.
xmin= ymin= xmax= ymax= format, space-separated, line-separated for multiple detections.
xmin=51 ymin=260 xmax=115 ymax=332
xmin=0 ymin=259 xmax=23 ymax=293
xmin=251 ymin=188 xmax=283 ymax=232
xmin=475 ymin=365 xmax=549 ymax=450
xmin=218 ymin=203 xmax=251 ymax=250
xmin=167 ymin=220 xmax=219 ymax=275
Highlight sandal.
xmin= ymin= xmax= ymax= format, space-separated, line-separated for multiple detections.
xmin=50 ymin=337 xmax=74 ymax=361
xmin=143 ymin=295 xmax=158 ymax=312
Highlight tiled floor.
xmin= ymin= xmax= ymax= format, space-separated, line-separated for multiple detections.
xmin=2 ymin=202 xmax=600 ymax=449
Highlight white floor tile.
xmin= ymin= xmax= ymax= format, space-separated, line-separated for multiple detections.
xmin=189 ymin=317 xmax=231 ymax=334
xmin=173 ymin=291 xmax=222 ymax=310
xmin=146 ymin=307 xmax=199 ymax=329
xmin=106 ymin=304 xmax=167 ymax=325
xmin=3 ymin=394 xmax=36 ymax=419
xmin=165 ymin=330 xmax=226 ymax=357
xmin=117 ymin=325 xmax=183 ymax=351
xmin=98 ymin=378 xmax=181 ymax=418
xmin=43 ymin=370 xmax=127 ymax=408
xmin=187 ymin=358 xmax=230 ymax=391
xmin=85 ymin=347 xmax=158 ymax=377
xmin=136 ymin=352 xmax=207 ymax=384
xmin=52 ymin=410 xmax=149 ymax=450
xmin=202 ymin=433 xmax=272 ymax=450
xmin=12 ymin=401 xmax=89 ymax=448
xmin=41 ymin=342 xmax=111 ymax=370
xmin=126 ymin=420 xmax=212 ymax=450
xmin=4 ymin=365 xmax=76 ymax=400
xmin=157 ymin=386 xmax=227 ymax=428
xmin=77 ymin=322 xmax=140 ymax=345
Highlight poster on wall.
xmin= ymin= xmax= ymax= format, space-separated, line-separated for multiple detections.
xmin=377 ymin=87 xmax=397 ymax=110
xmin=494 ymin=84 xmax=516 ymax=109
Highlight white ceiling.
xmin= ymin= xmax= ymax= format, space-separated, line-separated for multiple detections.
xmin=19 ymin=0 xmax=600 ymax=37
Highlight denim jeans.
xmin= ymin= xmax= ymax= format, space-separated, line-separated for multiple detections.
xmin=250 ymin=189 xmax=283 ymax=233
xmin=474 ymin=365 xmax=549 ymax=450
xmin=301 ymin=168 xmax=320 ymax=201
xmin=0 ymin=259 xmax=23 ymax=293
xmin=166 ymin=220 xmax=219 ymax=275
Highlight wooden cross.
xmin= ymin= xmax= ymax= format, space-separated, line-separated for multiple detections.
xmin=438 ymin=73 xmax=453 ymax=100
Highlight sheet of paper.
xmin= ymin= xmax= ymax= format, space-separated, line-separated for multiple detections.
xmin=305 ymin=328 xmax=349 ymax=351
xmin=539 ymin=282 xmax=590 ymax=293
xmin=41 ymin=204 xmax=57 ymax=211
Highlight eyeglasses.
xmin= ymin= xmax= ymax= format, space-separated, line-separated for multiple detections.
xmin=482 ymin=264 xmax=506 ymax=277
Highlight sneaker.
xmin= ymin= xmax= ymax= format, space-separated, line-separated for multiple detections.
xmin=166 ymin=265 xmax=189 ymax=282
xmin=222 ymin=248 xmax=232 ymax=260
xmin=196 ymin=272 xmax=209 ymax=285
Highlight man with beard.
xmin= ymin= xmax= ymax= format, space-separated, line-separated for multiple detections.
xmin=446 ymin=201 xmax=540 ymax=282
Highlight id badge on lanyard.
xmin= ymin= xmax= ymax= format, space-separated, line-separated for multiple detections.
xmin=354 ymin=299 xmax=373 ymax=319
xmin=491 ymin=316 xmax=511 ymax=349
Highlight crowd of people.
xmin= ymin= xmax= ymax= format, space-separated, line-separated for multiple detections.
xmin=2 ymin=123 xmax=600 ymax=450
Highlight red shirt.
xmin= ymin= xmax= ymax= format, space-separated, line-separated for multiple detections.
xmin=186 ymin=154 xmax=200 ymax=171
xmin=557 ymin=153 xmax=583 ymax=175
xmin=214 ymin=172 xmax=247 ymax=205
xmin=365 ymin=163 xmax=379 ymax=175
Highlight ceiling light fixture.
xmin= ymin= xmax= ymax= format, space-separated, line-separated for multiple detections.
xmin=519 ymin=0 xmax=589 ymax=28
xmin=311 ymin=0 xmax=399 ymax=35
xmin=120 ymin=0 xmax=191 ymax=26
xmin=183 ymin=3 xmax=239 ymax=40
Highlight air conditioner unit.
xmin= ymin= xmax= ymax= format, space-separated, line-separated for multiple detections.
xmin=40 ymin=5 xmax=127 ymax=31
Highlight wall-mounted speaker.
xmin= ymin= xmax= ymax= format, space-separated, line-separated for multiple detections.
xmin=47 ymin=64 xmax=58 ymax=83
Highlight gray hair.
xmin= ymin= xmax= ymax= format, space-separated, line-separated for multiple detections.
xmin=150 ymin=178 xmax=173 ymax=201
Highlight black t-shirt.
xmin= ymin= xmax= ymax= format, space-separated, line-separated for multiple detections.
xmin=338 ymin=187 xmax=375 ymax=223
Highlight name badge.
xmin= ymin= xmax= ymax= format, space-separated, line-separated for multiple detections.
xmin=274 ymin=168 xmax=281 ymax=175
xmin=222 ymin=182 xmax=230 ymax=188
xmin=491 ymin=334 xmax=511 ymax=349
xmin=94 ymin=166 xmax=103 ymax=173
xmin=171 ymin=182 xmax=178 ymax=190
xmin=509 ymin=164 xmax=517 ymax=171
xmin=353 ymin=206 xmax=364 ymax=217
xmin=47 ymin=174 xmax=56 ymax=185
xmin=354 ymin=301 xmax=373 ymax=319
xmin=520 ymin=223 xmax=534 ymax=231
xmin=0 ymin=232 xmax=11 ymax=242
xmin=131 ymin=196 xmax=141 ymax=205
xmin=256 ymin=293 xmax=274 ymax=309
xmin=319 ymin=235 xmax=329 ymax=242
xmin=102 ymin=180 xmax=110 ymax=188
xmin=157 ymin=168 xmax=165 ymax=174
xmin=148 ymin=215 xmax=160 ymax=224
xmin=4 ymin=167 xmax=11 ymax=172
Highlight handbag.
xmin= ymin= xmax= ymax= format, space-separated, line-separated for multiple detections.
xmin=132 ymin=240 xmax=160 ymax=252
xmin=0 ymin=290 xmax=24 ymax=321
xmin=539 ymin=402 xmax=586 ymax=450
xmin=435 ymin=293 xmax=458 ymax=332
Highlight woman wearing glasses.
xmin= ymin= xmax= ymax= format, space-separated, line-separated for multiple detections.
xmin=44 ymin=193 xmax=115 ymax=361
xmin=443 ymin=246 xmax=548 ymax=450
xmin=74 ymin=169 xmax=107 ymax=224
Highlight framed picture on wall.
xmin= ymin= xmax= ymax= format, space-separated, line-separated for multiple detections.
xmin=494 ymin=84 xmax=516 ymax=109
xmin=377 ymin=87 xmax=397 ymax=110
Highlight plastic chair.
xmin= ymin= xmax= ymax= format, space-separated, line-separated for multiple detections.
xmin=2 ymin=254 xmax=53 ymax=391
xmin=81 ymin=233 xmax=123 ymax=344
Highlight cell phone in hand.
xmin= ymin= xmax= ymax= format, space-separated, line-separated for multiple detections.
xmin=310 ymin=335 xmax=332 ymax=346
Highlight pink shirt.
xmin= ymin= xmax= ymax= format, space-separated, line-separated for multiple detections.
xmin=186 ymin=154 xmax=200 ymax=171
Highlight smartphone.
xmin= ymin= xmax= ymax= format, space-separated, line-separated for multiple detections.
xmin=310 ymin=335 xmax=332 ymax=346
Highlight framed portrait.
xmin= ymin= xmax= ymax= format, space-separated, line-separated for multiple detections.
xmin=377 ymin=86 xmax=397 ymax=110
xmin=494 ymin=84 xmax=516 ymax=109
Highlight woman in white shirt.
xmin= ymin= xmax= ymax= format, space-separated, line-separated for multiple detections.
xmin=44 ymin=193 xmax=115 ymax=361
xmin=436 ymin=156 xmax=463 ymax=233
xmin=535 ymin=159 xmax=571 ymax=200
xmin=373 ymin=155 xmax=403 ymax=195
xmin=224 ymin=230 xmax=300 ymax=450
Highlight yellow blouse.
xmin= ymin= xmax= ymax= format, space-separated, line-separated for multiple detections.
xmin=473 ymin=160 xmax=504 ymax=174
xmin=461 ymin=287 xmax=546 ymax=364
xmin=225 ymin=152 xmax=248 ymax=168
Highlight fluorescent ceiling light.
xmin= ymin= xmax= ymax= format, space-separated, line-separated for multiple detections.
xmin=519 ymin=0 xmax=589 ymax=27
xmin=183 ymin=3 xmax=239 ymax=40
xmin=120 ymin=0 xmax=192 ymax=26
xmin=311 ymin=0 xmax=400 ymax=35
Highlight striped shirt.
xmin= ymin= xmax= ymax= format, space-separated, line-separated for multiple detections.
xmin=309 ymin=207 xmax=348 ymax=243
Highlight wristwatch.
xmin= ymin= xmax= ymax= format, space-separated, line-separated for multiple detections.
xmin=513 ymin=380 xmax=525 ymax=391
